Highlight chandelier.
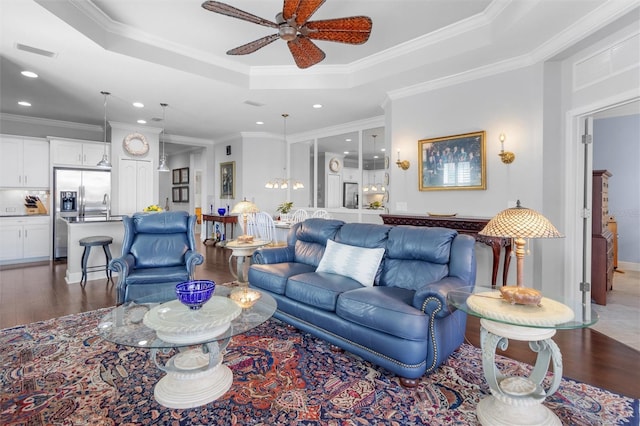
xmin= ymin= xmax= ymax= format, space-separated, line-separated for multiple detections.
xmin=265 ymin=113 xmax=304 ymax=190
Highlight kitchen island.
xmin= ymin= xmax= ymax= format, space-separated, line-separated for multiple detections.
xmin=63 ymin=216 xmax=125 ymax=284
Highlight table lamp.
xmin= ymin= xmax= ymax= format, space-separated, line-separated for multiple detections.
xmin=231 ymin=198 xmax=259 ymax=243
xmin=479 ymin=200 xmax=563 ymax=305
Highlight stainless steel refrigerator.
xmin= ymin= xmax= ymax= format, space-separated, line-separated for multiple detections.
xmin=53 ymin=168 xmax=111 ymax=259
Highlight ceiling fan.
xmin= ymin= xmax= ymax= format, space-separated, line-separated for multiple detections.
xmin=201 ymin=0 xmax=372 ymax=69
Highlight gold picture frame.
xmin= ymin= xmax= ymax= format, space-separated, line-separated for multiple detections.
xmin=418 ymin=131 xmax=486 ymax=191
xmin=220 ymin=161 xmax=235 ymax=199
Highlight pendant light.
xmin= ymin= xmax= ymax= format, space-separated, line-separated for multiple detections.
xmin=157 ymin=103 xmax=170 ymax=172
xmin=96 ymin=91 xmax=112 ymax=169
xmin=265 ymin=113 xmax=304 ymax=190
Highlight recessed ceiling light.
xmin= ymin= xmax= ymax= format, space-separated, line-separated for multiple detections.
xmin=133 ymin=102 xmax=144 ymax=108
xmin=374 ymin=155 xmax=379 ymax=159
xmin=313 ymin=104 xmax=323 ymax=109
xmin=256 ymin=121 xmax=264 ymax=125
xmin=137 ymin=119 xmax=147 ymax=124
xmin=21 ymin=71 xmax=38 ymax=78
xmin=18 ymin=101 xmax=31 ymax=107
xmin=381 ymin=148 xmax=386 ymax=152
xmin=344 ymin=151 xmax=349 ymax=154
xmin=345 ymin=138 xmax=351 ymax=142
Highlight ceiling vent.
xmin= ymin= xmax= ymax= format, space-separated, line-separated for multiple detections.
xmin=16 ymin=43 xmax=57 ymax=58
xmin=243 ymin=100 xmax=265 ymax=107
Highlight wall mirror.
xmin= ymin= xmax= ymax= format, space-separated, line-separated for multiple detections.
xmin=362 ymin=127 xmax=386 ymax=210
xmin=289 ymin=121 xmax=385 ymax=211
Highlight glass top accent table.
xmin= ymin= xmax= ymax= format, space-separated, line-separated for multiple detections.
xmin=447 ymin=288 xmax=598 ymax=426
xmin=97 ymin=285 xmax=276 ymax=409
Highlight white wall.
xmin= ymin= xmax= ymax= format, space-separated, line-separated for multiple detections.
xmin=388 ymin=65 xmax=545 ymax=287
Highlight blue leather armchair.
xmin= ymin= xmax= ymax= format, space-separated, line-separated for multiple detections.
xmin=109 ymin=211 xmax=204 ymax=304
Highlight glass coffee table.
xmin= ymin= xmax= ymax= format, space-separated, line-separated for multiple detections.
xmin=447 ymin=287 xmax=598 ymax=426
xmin=97 ymin=285 xmax=276 ymax=409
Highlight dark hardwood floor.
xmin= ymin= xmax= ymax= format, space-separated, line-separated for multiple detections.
xmin=1 ymin=239 xmax=638 ymax=399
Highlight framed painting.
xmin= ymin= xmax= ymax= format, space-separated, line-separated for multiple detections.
xmin=172 ymin=169 xmax=180 ymax=185
xmin=418 ymin=131 xmax=486 ymax=191
xmin=220 ymin=161 xmax=235 ymax=199
xmin=172 ymin=187 xmax=180 ymax=202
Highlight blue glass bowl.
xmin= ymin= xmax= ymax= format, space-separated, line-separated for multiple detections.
xmin=175 ymin=280 xmax=216 ymax=310
xmin=217 ymin=208 xmax=226 ymax=216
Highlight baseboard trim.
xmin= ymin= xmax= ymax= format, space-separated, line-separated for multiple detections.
xmin=617 ymin=261 xmax=640 ymax=272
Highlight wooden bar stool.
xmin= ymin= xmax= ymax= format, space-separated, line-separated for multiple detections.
xmin=79 ymin=236 xmax=113 ymax=287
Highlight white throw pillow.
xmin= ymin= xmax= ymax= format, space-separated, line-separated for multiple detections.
xmin=316 ymin=239 xmax=385 ymax=287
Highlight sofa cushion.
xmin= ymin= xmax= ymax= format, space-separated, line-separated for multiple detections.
xmin=249 ymin=262 xmax=316 ymax=295
xmin=316 ymin=239 xmax=385 ymax=287
xmin=293 ymin=219 xmax=344 ymax=267
xmin=380 ymin=226 xmax=456 ymax=290
xmin=130 ymin=233 xmax=188 ymax=268
xmin=336 ymin=286 xmax=429 ymax=340
xmin=286 ymin=271 xmax=363 ymax=311
xmin=122 ymin=266 xmax=190 ymax=284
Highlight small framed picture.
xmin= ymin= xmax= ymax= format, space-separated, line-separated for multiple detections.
xmin=179 ymin=186 xmax=189 ymax=202
xmin=172 ymin=187 xmax=180 ymax=202
xmin=220 ymin=161 xmax=235 ymax=199
xmin=179 ymin=167 xmax=189 ymax=184
xmin=172 ymin=169 xmax=180 ymax=185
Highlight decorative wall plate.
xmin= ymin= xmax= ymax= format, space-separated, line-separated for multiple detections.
xmin=123 ymin=132 xmax=149 ymax=156
xmin=329 ymin=158 xmax=341 ymax=172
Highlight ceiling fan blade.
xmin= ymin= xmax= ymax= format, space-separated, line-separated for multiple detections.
xmin=287 ymin=37 xmax=326 ymax=69
xmin=304 ymin=17 xmax=372 ymax=44
xmin=283 ymin=0 xmax=325 ymax=27
xmin=227 ymin=34 xmax=280 ymax=55
xmin=202 ymin=1 xmax=277 ymax=29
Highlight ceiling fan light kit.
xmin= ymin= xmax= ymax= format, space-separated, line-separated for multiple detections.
xmin=202 ymin=0 xmax=372 ymax=69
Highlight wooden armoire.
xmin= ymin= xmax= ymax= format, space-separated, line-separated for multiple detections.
xmin=591 ymin=170 xmax=614 ymax=305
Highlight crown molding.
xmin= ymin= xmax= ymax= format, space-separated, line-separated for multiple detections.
xmin=0 ymin=113 xmax=101 ymax=132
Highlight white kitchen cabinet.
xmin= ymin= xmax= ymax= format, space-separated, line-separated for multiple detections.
xmin=0 ymin=216 xmax=50 ymax=263
xmin=118 ymin=158 xmax=153 ymax=215
xmin=0 ymin=136 xmax=49 ymax=188
xmin=51 ymin=139 xmax=106 ymax=167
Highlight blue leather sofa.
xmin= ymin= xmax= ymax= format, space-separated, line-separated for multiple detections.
xmin=248 ymin=218 xmax=476 ymax=385
xmin=109 ymin=211 xmax=204 ymax=304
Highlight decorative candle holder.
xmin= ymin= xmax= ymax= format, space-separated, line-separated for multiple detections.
xmin=230 ymin=288 xmax=261 ymax=308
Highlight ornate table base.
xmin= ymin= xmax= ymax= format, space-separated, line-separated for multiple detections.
xmin=152 ymin=342 xmax=233 ymax=409
xmin=477 ymin=319 xmax=563 ymax=426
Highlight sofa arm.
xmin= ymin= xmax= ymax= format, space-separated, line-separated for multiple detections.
xmin=252 ymin=246 xmax=295 ymax=264
xmin=412 ymin=277 xmax=469 ymax=319
xmin=185 ymin=250 xmax=204 ymax=278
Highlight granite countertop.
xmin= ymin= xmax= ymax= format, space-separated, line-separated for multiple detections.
xmin=63 ymin=216 xmax=124 ymax=224
xmin=0 ymin=214 xmax=50 ymax=218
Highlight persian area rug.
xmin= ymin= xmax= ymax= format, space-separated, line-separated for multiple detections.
xmin=1 ymin=309 xmax=638 ymax=426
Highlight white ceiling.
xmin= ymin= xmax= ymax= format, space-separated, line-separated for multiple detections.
xmin=1 ymin=0 xmax=638 ymax=153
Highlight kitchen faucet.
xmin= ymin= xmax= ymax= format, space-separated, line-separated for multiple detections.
xmin=102 ymin=193 xmax=111 ymax=220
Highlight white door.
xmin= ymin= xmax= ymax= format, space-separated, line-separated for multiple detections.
xmin=23 ymin=223 xmax=50 ymax=258
xmin=119 ymin=158 xmax=138 ymax=215
xmin=0 ymin=225 xmax=23 ymax=260
xmin=0 ymin=137 xmax=23 ymax=187
xmin=23 ymin=140 xmax=49 ymax=187
xmin=83 ymin=143 xmax=107 ymax=166
xmin=327 ymin=174 xmax=341 ymax=208
xmin=136 ymin=160 xmax=154 ymax=211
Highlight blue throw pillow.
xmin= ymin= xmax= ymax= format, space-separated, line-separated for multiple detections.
xmin=316 ymin=239 xmax=385 ymax=287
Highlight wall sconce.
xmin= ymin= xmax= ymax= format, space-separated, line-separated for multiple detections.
xmin=498 ymin=133 xmax=515 ymax=164
xmin=396 ymin=151 xmax=410 ymax=170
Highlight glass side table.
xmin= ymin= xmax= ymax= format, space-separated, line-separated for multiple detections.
xmin=447 ymin=288 xmax=598 ymax=426
xmin=97 ymin=285 xmax=276 ymax=409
